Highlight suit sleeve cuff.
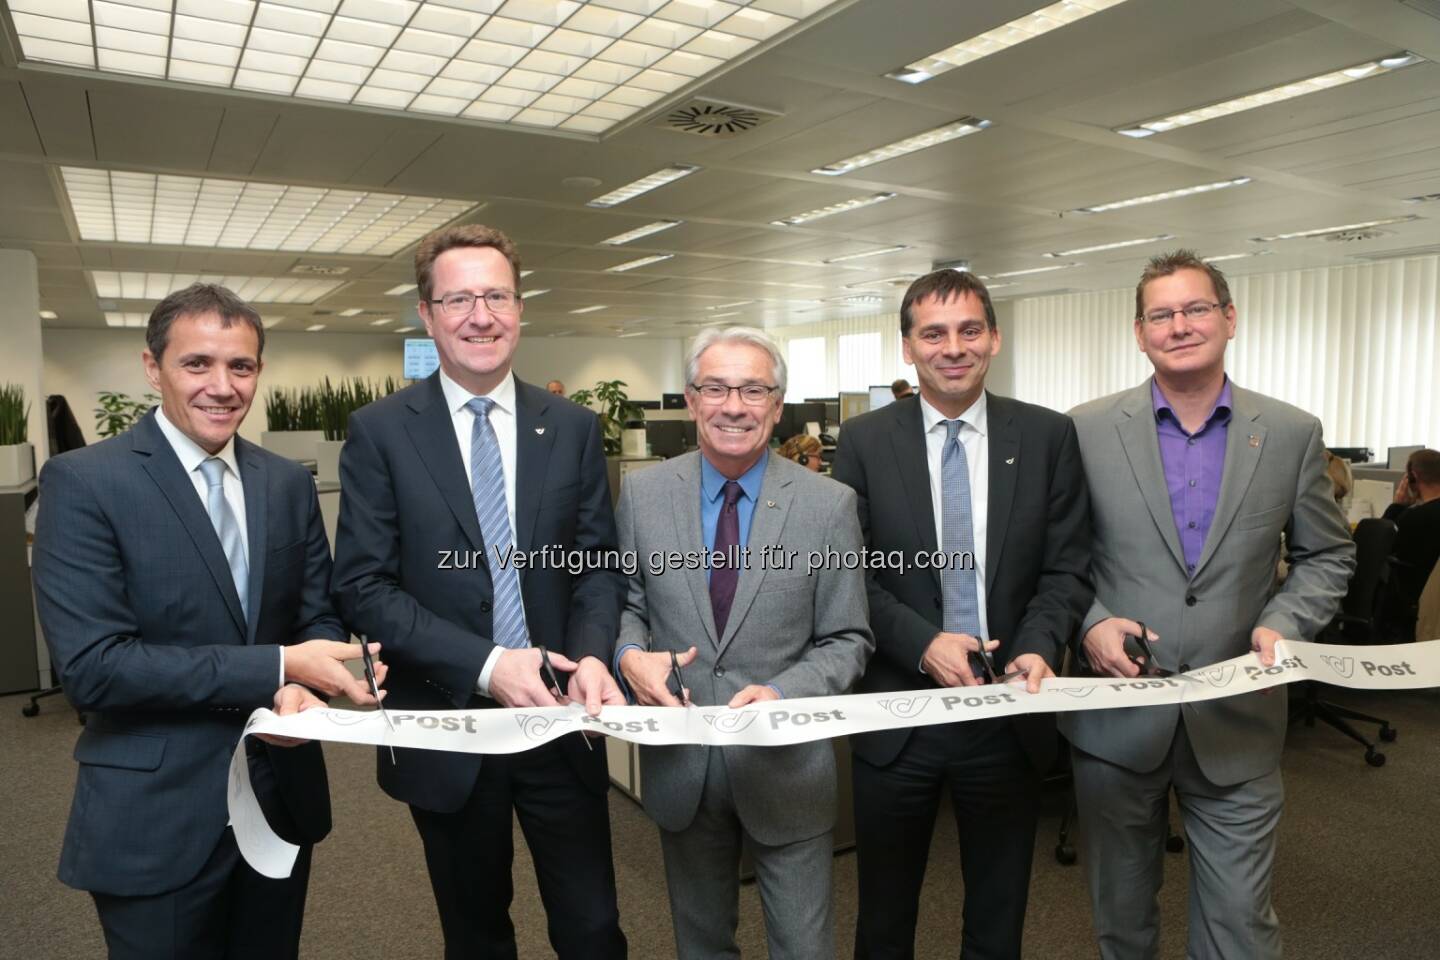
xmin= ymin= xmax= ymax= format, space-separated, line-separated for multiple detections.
xmin=476 ymin=645 xmax=505 ymax=698
xmin=613 ymin=643 xmax=644 ymax=704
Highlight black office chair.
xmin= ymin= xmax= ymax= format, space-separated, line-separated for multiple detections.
xmin=1288 ymin=517 xmax=1397 ymax=766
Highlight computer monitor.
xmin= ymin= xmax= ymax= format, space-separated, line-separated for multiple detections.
xmin=776 ymin=402 xmax=825 ymax=440
xmin=1388 ymin=445 xmax=1425 ymax=470
xmin=662 ymin=393 xmax=687 ymax=409
xmin=806 ymin=397 xmax=840 ymax=427
xmin=645 ymin=420 xmax=689 ymax=458
xmin=1327 ymin=446 xmax=1373 ymax=464
xmin=839 ymin=392 xmax=869 ymax=422
xmin=868 ymin=385 xmax=894 ymax=410
xmin=633 ymin=399 xmax=661 ymax=410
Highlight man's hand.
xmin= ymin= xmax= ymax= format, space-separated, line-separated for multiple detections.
xmin=257 ymin=683 xmax=326 ymax=747
xmin=728 ymin=684 xmax=780 ymax=708
xmin=1251 ymin=626 xmax=1284 ymax=668
xmin=921 ymin=632 xmax=998 ymax=687
xmin=284 ymin=640 xmax=386 ymax=704
xmin=1082 ymin=618 xmax=1158 ymax=678
xmin=489 ymin=647 xmax=577 ymax=708
xmin=1394 ymin=473 xmax=1417 ymax=506
xmin=1004 ymin=654 xmax=1054 ymax=694
xmin=568 ymin=655 xmax=626 ymax=717
xmin=620 ymin=646 xmax=696 ymax=707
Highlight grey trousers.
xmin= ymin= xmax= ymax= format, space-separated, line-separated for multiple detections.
xmin=1072 ymin=719 xmax=1284 ymax=960
xmin=659 ymin=747 xmax=834 ymax=960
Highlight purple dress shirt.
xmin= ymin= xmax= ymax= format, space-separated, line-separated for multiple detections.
xmin=1152 ymin=378 xmax=1233 ymax=576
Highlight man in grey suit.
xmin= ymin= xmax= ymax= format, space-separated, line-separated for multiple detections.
xmin=32 ymin=283 xmax=385 ymax=958
xmin=613 ymin=326 xmax=874 ymax=960
xmin=1061 ymin=250 xmax=1355 ymax=960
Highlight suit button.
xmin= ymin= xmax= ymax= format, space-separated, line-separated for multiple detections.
xmin=1180 ymin=663 xmax=1191 ymax=672
xmin=934 ymin=597 xmax=941 ymax=610
xmin=480 ymin=601 xmax=492 ymax=612
xmin=1185 ymin=595 xmax=1197 ymax=606
xmin=713 ymin=665 xmax=726 ymax=678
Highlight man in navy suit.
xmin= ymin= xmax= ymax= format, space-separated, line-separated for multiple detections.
xmin=33 ymin=283 xmax=385 ymax=959
xmin=331 ymin=224 xmax=628 ymax=959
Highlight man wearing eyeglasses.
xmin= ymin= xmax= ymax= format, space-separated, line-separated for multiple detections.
xmin=612 ymin=326 xmax=873 ymax=960
xmin=831 ymin=268 xmax=1092 ymax=959
xmin=331 ymin=224 xmax=628 ymax=959
xmin=1061 ymin=250 xmax=1354 ymax=960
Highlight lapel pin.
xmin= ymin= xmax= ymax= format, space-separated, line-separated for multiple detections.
xmin=1005 ymin=457 xmax=1015 ymax=465
xmin=1248 ymin=434 xmax=1260 ymax=448
xmin=766 ymin=499 xmax=776 ymax=508
xmin=534 ymin=427 xmax=545 ymax=435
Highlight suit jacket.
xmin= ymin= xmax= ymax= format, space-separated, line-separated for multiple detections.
xmin=1059 ymin=381 xmax=1355 ymax=786
xmin=613 ymin=452 xmax=874 ymax=846
xmin=32 ymin=410 xmax=346 ymax=897
xmin=331 ymin=373 xmax=623 ymax=811
xmin=831 ymin=392 xmax=1093 ymax=772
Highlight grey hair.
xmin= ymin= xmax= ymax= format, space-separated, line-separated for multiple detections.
xmin=684 ymin=326 xmax=788 ymax=396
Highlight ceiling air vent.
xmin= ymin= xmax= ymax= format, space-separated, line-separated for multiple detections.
xmin=1325 ymin=229 xmax=1387 ymax=242
xmin=654 ymin=99 xmax=779 ymax=138
xmin=291 ymin=263 xmax=350 ymax=276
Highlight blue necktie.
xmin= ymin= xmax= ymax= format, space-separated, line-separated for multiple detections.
xmin=199 ymin=457 xmax=248 ymax=621
xmin=466 ymin=397 xmax=528 ymax=649
xmin=940 ymin=419 xmax=983 ymax=638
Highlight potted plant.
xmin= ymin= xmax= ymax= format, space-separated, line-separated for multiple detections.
xmin=94 ymin=391 xmax=159 ymax=439
xmin=569 ymin=379 xmax=645 ymax=456
xmin=314 ymin=377 xmax=397 ymax=482
xmin=0 ymin=383 xmax=32 ymax=486
xmin=261 ymin=387 xmax=326 ymax=461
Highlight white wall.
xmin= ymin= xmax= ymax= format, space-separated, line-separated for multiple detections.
xmin=0 ymin=250 xmax=48 ymax=468
xmin=42 ymin=327 xmax=685 ymax=446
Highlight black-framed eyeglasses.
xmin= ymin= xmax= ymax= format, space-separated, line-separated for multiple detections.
xmin=428 ymin=290 xmax=520 ymax=317
xmin=689 ymin=382 xmax=779 ymax=405
xmin=1141 ymin=301 xmax=1224 ymax=326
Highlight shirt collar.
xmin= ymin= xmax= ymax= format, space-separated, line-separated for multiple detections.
xmin=154 ymin=406 xmax=240 ymax=480
xmin=1151 ymin=375 xmax=1233 ymax=429
xmin=701 ymin=449 xmax=768 ymax=504
xmin=920 ymin=390 xmax=988 ymax=438
xmin=440 ymin=367 xmax=515 ymax=416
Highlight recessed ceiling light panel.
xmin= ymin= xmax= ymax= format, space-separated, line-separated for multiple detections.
xmin=772 ymin=192 xmax=897 ymax=226
xmin=587 ymin=165 xmax=699 ymax=207
xmin=812 ymin=118 xmax=990 ymax=176
xmin=89 ymin=270 xmax=344 ymax=304
xmin=1043 ymin=235 xmax=1173 ymax=257
xmin=601 ymin=220 xmax=682 ymax=244
xmin=1073 ymin=178 xmax=1252 ymax=213
xmin=1251 ymin=216 xmax=1420 ymax=242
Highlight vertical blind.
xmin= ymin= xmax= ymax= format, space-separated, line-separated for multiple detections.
xmin=766 ymin=313 xmax=915 ymax=401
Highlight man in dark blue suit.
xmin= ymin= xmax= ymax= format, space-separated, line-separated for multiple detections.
xmin=33 ymin=283 xmax=385 ymax=960
xmin=331 ymin=224 xmax=628 ymax=959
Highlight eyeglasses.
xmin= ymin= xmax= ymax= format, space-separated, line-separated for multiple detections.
xmin=689 ymin=383 xmax=779 ymax=404
xmin=1141 ymin=301 xmax=1225 ymax=326
xmin=428 ymin=290 xmax=520 ymax=317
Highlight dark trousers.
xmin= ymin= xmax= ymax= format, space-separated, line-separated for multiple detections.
xmin=409 ymin=737 xmax=627 ymax=960
xmin=92 ymin=828 xmax=313 ymax=960
xmin=853 ymin=719 xmax=1040 ymax=960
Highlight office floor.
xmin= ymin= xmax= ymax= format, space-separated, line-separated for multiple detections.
xmin=2 ymin=686 xmax=1437 ymax=959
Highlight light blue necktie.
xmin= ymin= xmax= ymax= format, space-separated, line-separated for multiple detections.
xmin=198 ymin=457 xmax=248 ymax=621
xmin=940 ymin=419 xmax=983 ymax=638
xmin=466 ymin=397 xmax=528 ymax=649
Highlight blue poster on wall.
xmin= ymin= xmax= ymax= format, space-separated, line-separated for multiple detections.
xmin=404 ymin=338 xmax=439 ymax=379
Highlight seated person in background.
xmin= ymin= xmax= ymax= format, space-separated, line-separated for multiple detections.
xmin=1381 ymin=449 xmax=1440 ymax=639
xmin=777 ymin=434 xmax=823 ymax=472
xmin=890 ymin=378 xmax=914 ymax=400
xmin=1323 ymin=449 xmax=1353 ymax=508
xmin=546 ymin=378 xmax=566 ymax=396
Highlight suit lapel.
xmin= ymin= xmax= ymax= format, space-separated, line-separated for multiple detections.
xmin=238 ymin=439 xmax=267 ymax=643
xmin=405 ymin=374 xmax=484 ymax=554
xmin=513 ymin=381 xmax=555 ymax=589
xmin=1115 ymin=383 xmax=1188 ymax=574
xmin=1193 ymin=387 xmax=1266 ymax=577
xmin=718 ymin=455 xmax=791 ymax=657
xmin=670 ymin=454 xmax=719 ymax=648
xmin=887 ymin=399 xmax=941 ymax=593
xmin=985 ymin=393 xmax=1020 ymax=586
xmin=132 ymin=414 xmax=247 ymax=638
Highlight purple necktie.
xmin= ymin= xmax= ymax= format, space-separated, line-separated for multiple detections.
xmin=710 ymin=480 xmax=743 ymax=637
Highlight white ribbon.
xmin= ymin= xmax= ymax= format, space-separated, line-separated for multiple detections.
xmin=230 ymin=638 xmax=1440 ymax=877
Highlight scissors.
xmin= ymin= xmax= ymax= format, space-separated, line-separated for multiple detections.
xmin=1125 ymin=622 xmax=1197 ymax=681
xmin=667 ymin=649 xmax=690 ymax=706
xmin=972 ymin=640 xmax=1026 ymax=686
xmin=358 ymin=634 xmax=395 ymax=764
xmin=538 ymin=646 xmax=592 ymax=751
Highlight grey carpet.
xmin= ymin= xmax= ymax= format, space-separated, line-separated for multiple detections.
xmin=2 ymin=686 xmax=1436 ymax=958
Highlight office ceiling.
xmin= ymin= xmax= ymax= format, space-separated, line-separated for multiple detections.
xmin=1 ymin=0 xmax=1438 ymax=340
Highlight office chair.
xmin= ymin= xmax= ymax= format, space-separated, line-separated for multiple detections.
xmin=1288 ymin=517 xmax=1397 ymax=766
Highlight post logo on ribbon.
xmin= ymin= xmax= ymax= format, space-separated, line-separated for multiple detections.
xmin=878 ymin=696 xmax=931 ymax=719
xmin=1321 ymin=655 xmax=1355 ymax=678
xmin=1052 ymin=686 xmax=1095 ymax=699
xmin=702 ymin=711 xmax=757 ymax=734
xmin=515 ymin=715 xmax=572 ymax=740
xmin=1198 ymin=665 xmax=1236 ymax=688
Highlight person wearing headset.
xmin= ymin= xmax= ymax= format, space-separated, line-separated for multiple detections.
xmin=778 ymin=434 xmax=824 ymax=473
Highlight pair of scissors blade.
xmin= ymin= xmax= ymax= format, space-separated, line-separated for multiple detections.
xmin=538 ymin=646 xmax=592 ymax=751
xmin=668 ymin=650 xmax=690 ymax=706
xmin=358 ymin=635 xmax=395 ymax=764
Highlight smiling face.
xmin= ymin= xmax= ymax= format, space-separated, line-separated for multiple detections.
xmin=143 ymin=311 xmax=261 ymax=454
xmin=1134 ymin=267 xmax=1235 ymax=384
xmin=419 ymin=245 xmax=523 ymax=395
xmin=902 ymin=291 xmax=1001 ymax=419
xmin=686 ymin=340 xmax=783 ymax=479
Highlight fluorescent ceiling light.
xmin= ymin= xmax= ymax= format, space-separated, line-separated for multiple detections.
xmin=607 ymin=253 xmax=674 ymax=272
xmin=587 ymin=165 xmax=700 ymax=207
xmin=570 ymin=305 xmax=608 ymax=313
xmin=39 ymin=309 xmax=58 ymax=319
xmin=707 ymin=311 xmax=740 ymax=318
xmin=370 ymin=318 xmax=394 ymax=326
xmin=9 ymin=0 xmax=837 ymax=134
xmin=1116 ymin=53 xmax=1425 ymax=137
xmin=339 ymin=308 xmax=364 ymax=317
xmin=822 ymin=245 xmax=910 ymax=264
xmin=979 ymin=263 xmax=1080 ymax=279
xmin=306 ymin=324 xmax=326 ymax=332
xmin=1073 ymin=178 xmax=1252 ymax=213
xmin=261 ymin=317 xmax=285 ymax=328
xmin=521 ymin=270 xmax=534 ymax=277
xmin=385 ymin=283 xmax=418 ymax=296
xmin=523 ymin=288 xmax=551 ymax=298
xmin=617 ymin=331 xmax=647 ymax=338
xmin=1204 ymin=251 xmax=1273 ymax=263
xmin=1043 ymin=235 xmax=1173 ymax=257
xmin=1251 ymin=216 xmax=1420 ymax=242
xmin=812 ymin=118 xmax=990 ymax=176
xmin=602 ymin=220 xmax=682 ymax=244
xmin=825 ymin=295 xmax=885 ymax=304
xmin=707 ymin=300 xmax=754 ymax=309
xmin=846 ymin=275 xmax=918 ymax=288
xmin=89 ymin=270 xmax=344 ymax=304
xmin=62 ymin=167 xmax=475 ymax=255
xmin=549 ymin=330 xmax=575 ymax=337
xmin=104 ymin=311 xmax=148 ymax=328
xmin=394 ymin=326 xmax=417 ymax=333
xmin=772 ymin=192 xmax=897 ymax=226
xmin=888 ymin=0 xmax=1130 ymax=83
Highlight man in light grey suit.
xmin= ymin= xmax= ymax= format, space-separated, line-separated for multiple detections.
xmin=1061 ymin=250 xmax=1354 ymax=960
xmin=613 ymin=326 xmax=873 ymax=960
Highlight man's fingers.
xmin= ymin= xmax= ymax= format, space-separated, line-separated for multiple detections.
xmin=676 ymin=646 xmax=699 ymax=666
xmin=545 ymin=652 xmax=580 ymax=673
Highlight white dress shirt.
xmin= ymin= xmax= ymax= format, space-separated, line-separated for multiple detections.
xmin=920 ymin=391 xmax=991 ymax=641
xmin=437 ymin=369 xmax=522 ymax=696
